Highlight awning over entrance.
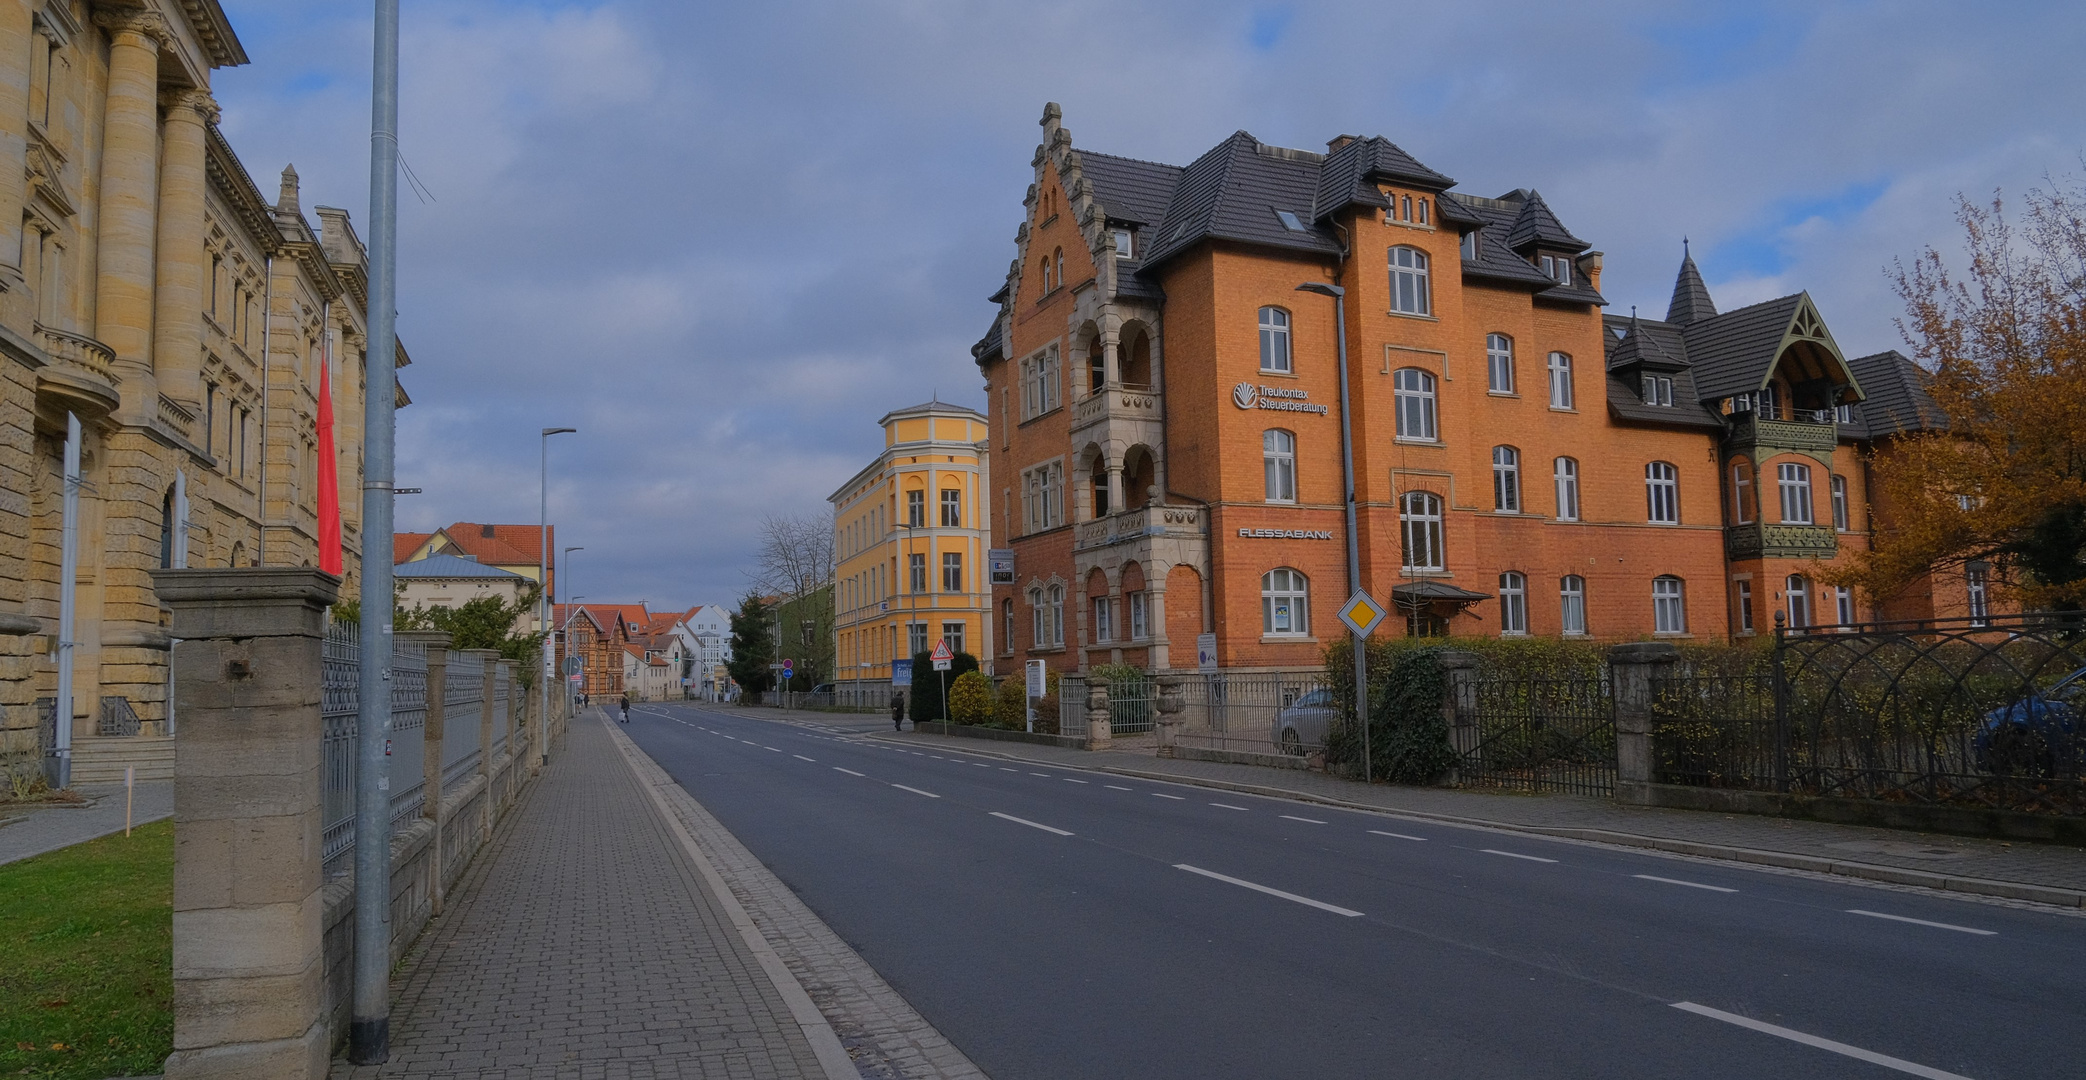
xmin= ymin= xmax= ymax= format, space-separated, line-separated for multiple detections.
xmin=1389 ymin=580 xmax=1493 ymax=606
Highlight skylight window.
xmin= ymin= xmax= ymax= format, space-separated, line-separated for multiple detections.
xmin=1275 ymin=209 xmax=1308 ymax=232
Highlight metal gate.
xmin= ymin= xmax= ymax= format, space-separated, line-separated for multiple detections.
xmin=1453 ymin=673 xmax=1615 ymax=796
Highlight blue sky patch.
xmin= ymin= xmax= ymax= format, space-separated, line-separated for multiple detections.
xmin=1249 ymin=6 xmax=1293 ymax=51
xmin=1712 ymin=177 xmax=1891 ymax=276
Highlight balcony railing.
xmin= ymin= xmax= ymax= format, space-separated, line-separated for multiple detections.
xmin=1725 ymin=522 xmax=1838 ymax=561
xmin=1073 ymin=502 xmax=1206 ymax=552
xmin=1724 ymin=408 xmax=1837 ymax=458
xmin=1071 ymin=382 xmax=1159 ymax=432
xmin=34 ymin=323 xmax=116 ymax=383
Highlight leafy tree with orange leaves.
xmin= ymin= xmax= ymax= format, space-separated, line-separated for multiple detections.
xmin=1833 ymin=177 xmax=2086 ymax=610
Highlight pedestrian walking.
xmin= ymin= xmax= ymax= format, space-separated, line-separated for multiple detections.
xmin=890 ymin=691 xmax=906 ymax=732
xmin=619 ymin=693 xmax=630 ymax=723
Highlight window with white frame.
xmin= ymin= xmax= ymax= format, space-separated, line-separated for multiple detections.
xmin=1492 ymin=446 xmax=1521 ymax=512
xmin=1830 ymin=474 xmax=1849 ymax=532
xmin=1003 ymin=600 xmax=1015 ymax=651
xmin=1486 ymin=334 xmax=1515 ymax=393
xmin=1417 ymin=197 xmax=1430 ymax=225
xmin=907 ymin=489 xmax=925 ymax=528
xmin=1967 ymin=564 xmax=1990 ymax=626
xmin=1263 ymin=429 xmax=1297 ymax=503
xmin=942 ymin=552 xmax=963 ymax=593
xmin=1389 ymin=246 xmax=1431 ymax=315
xmin=908 ymin=552 xmax=926 ymax=594
xmin=1259 ymin=306 xmax=1292 ymax=373
xmin=941 ymin=489 xmax=961 ymax=527
xmin=908 ymin=622 xmax=929 ymax=656
xmin=1732 ymin=461 xmax=1754 ymax=524
xmin=1029 ymin=587 xmax=1044 ymax=644
xmin=1128 ymin=591 xmax=1148 ymax=639
xmin=1834 ymin=585 xmax=1855 ymax=628
xmin=1047 ymin=585 xmax=1065 ymax=646
xmin=1021 ymin=462 xmax=1064 ymax=534
xmin=1113 ymin=228 xmax=1134 ymax=258
xmin=1785 ymin=574 xmax=1810 ymax=630
xmin=1539 ymin=253 xmax=1573 ymax=285
xmin=1460 ymin=229 xmax=1479 ymax=261
xmin=1548 ymin=352 xmax=1573 ymax=408
xmin=1400 ymin=491 xmax=1445 ymax=571
xmin=1019 ymin=347 xmax=1060 ymax=420
xmin=1499 ymin=572 xmax=1528 ymax=635
xmin=1054 ymin=248 xmax=1065 ymax=289
xmin=1737 ymin=579 xmax=1755 ymax=634
xmin=1393 ymin=368 xmax=1437 ymax=440
xmin=1645 ymin=462 xmax=1679 ymax=524
xmin=1560 ymin=575 xmax=1587 ymax=636
xmin=1641 ymin=374 xmax=1674 ymax=406
xmin=1778 ymin=463 xmax=1814 ymax=524
xmin=1261 ymin=569 xmax=1309 ymax=636
xmin=1554 ymin=457 xmax=1580 ymax=521
xmin=1653 ymin=576 xmax=1687 ymax=634
xmin=1092 ymin=596 xmax=1114 ymax=643
xmin=942 ymin=621 xmax=966 ymax=656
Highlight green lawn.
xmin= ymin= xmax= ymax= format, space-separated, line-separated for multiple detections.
xmin=0 ymin=820 xmax=172 ymax=1079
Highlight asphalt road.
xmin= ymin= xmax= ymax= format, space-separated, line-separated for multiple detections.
xmin=624 ymin=703 xmax=2086 ymax=1080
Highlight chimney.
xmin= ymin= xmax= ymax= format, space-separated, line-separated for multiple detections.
xmin=1327 ymin=135 xmax=1359 ymax=153
xmin=480 ymin=523 xmax=495 ymax=538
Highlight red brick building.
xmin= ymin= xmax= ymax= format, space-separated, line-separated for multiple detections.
xmin=973 ymin=104 xmax=1957 ymax=676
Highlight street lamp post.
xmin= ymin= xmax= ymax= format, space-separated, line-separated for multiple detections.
xmin=539 ymin=427 xmax=575 ymax=766
xmin=1296 ymin=282 xmax=1369 ymax=784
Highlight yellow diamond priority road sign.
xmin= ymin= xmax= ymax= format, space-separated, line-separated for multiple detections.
xmin=1338 ymin=590 xmax=1387 ymax=637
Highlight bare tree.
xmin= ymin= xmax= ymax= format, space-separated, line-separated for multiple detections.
xmin=751 ymin=511 xmax=835 ymax=600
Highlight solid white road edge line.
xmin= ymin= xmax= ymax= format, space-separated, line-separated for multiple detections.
xmin=1483 ymin=849 xmax=1559 ymax=863
xmin=891 ymin=784 xmax=942 ymax=799
xmin=833 ymin=767 xmax=865 ymax=777
xmin=1635 ymin=874 xmax=1737 ymax=893
xmin=1670 ymin=1002 xmax=1974 ymax=1080
xmin=1174 ymin=864 xmax=1364 ymax=918
xmin=1847 ymin=909 xmax=1996 ymax=936
xmin=990 ymin=812 xmax=1074 ymax=837
xmin=1369 ymin=830 xmax=1428 ymax=841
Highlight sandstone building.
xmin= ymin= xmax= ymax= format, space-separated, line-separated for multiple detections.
xmin=0 ymin=0 xmax=404 ymax=781
xmin=972 ymin=104 xmax=1955 ymax=677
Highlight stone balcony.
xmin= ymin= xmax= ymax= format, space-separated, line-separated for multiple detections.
xmin=1073 ymin=502 xmax=1206 ymax=553
xmin=1070 ymin=382 xmax=1160 ymax=436
xmin=1725 ymin=521 xmax=1838 ymax=561
xmin=33 ymin=322 xmax=120 ymax=419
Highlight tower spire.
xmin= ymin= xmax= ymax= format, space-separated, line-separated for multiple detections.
xmin=1667 ymin=241 xmax=1716 ymax=326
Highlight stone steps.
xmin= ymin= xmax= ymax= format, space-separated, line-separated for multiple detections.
xmin=71 ymin=734 xmax=175 ymax=784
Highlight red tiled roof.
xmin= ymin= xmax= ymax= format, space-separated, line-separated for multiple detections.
xmin=394 ymin=532 xmax=433 ymax=563
xmin=438 ymin=523 xmax=553 ymax=568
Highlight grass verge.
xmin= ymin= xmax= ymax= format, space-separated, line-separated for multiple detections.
xmin=0 ymin=819 xmax=172 ymax=1079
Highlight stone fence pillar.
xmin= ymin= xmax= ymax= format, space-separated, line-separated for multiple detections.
xmin=1435 ymin=650 xmax=1481 ymax=784
xmin=1153 ymin=674 xmax=1185 ymax=757
xmin=462 ymin=649 xmax=498 ymax=840
xmin=150 ymin=567 xmax=338 ymax=1080
xmin=1085 ymin=680 xmax=1112 ymax=751
xmin=498 ymin=659 xmax=522 ymax=788
xmin=398 ymin=632 xmax=450 ymax=914
xmin=1609 ymin=642 xmax=1680 ymax=805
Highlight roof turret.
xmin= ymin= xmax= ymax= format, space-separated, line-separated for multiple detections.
xmin=1667 ymin=240 xmax=1717 ymax=325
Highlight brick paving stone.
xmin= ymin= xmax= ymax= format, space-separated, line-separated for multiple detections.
xmin=331 ymin=713 xmax=831 ymax=1079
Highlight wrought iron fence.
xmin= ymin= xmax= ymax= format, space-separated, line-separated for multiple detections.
xmin=1453 ymin=673 xmax=1615 ymax=796
xmin=1651 ymin=670 xmax=1777 ymax=790
xmin=2 ymin=699 xmax=55 ymax=793
xmin=442 ymin=660 xmax=485 ymax=797
xmin=389 ymin=642 xmax=428 ymax=831
xmin=1175 ymin=672 xmax=1331 ymax=756
xmin=320 ymin=622 xmax=449 ymax=879
xmin=97 ymin=695 xmax=140 ymax=737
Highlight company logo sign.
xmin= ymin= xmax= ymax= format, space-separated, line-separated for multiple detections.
xmin=1237 ymin=527 xmax=1334 ymax=540
xmin=1232 ymin=382 xmax=1330 ymax=415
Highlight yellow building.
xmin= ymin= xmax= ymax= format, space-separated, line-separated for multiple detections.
xmin=830 ymin=400 xmax=992 ymax=705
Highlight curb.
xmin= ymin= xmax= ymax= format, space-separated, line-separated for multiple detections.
xmin=862 ymin=731 xmax=2086 ymax=912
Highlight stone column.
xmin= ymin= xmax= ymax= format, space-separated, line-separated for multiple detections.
xmin=1105 ymin=462 xmax=1124 ymax=518
xmin=150 ymin=567 xmax=338 ymax=1080
xmin=1153 ymin=673 xmax=1184 ymax=757
xmin=152 ymin=89 xmax=218 ymax=413
xmin=1085 ymin=679 xmax=1112 ymax=751
xmin=1437 ymin=650 xmax=1480 ymax=784
xmin=0 ymin=0 xmax=32 ymax=285
xmin=92 ymin=10 xmax=166 ymax=415
xmin=462 ymin=649 xmax=497 ymax=842
xmin=1146 ymin=585 xmax=1170 ymax=670
xmin=398 ymin=631 xmax=449 ymax=913
xmin=1100 ymin=331 xmax=1120 ymax=387
xmin=1609 ymin=642 xmax=1680 ymax=806
xmin=499 ymin=659 xmax=522 ymax=784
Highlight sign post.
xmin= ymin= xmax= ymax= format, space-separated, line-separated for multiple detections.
xmin=1025 ymin=659 xmax=1046 ymax=734
xmin=1338 ymin=590 xmax=1389 ymax=784
xmin=930 ymin=639 xmax=953 ymax=723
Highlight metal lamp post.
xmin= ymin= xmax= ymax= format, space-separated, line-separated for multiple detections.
xmin=1296 ymin=282 xmax=1369 ymax=784
xmin=538 ymin=427 xmax=574 ymax=764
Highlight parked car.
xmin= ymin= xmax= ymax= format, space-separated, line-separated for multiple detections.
xmin=807 ymin=684 xmax=834 ymax=696
xmin=1976 ymin=665 xmax=2086 ymax=777
xmin=1272 ymin=688 xmax=1336 ymax=756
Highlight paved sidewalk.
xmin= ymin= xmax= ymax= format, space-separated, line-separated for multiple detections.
xmin=0 ymin=780 xmax=171 ymax=867
xmin=333 ymin=712 xmax=835 ymax=1079
xmin=716 ymin=704 xmax=2086 ymax=908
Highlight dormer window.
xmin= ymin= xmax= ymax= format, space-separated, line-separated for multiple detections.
xmin=1539 ymin=254 xmax=1573 ymax=285
xmin=1274 ymin=209 xmax=1308 ymax=233
xmin=1460 ymin=230 xmax=1479 ymax=261
xmin=1641 ymin=374 xmax=1674 ymax=407
xmin=1113 ymin=228 xmax=1134 ymax=258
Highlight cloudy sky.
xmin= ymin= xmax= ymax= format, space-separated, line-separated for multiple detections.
xmin=212 ymin=0 xmax=2085 ymax=611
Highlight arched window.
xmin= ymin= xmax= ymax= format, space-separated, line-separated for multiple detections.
xmin=1393 ymin=368 xmax=1437 ymax=440
xmin=1548 ymin=351 xmax=1574 ymax=408
xmin=1040 ymin=257 xmax=1052 ymax=294
xmin=1400 ymin=491 xmax=1444 ymax=571
xmin=1554 ymin=457 xmax=1580 ymax=521
xmin=1389 ymin=246 xmax=1431 ymax=315
xmin=1786 ymin=574 xmax=1810 ymax=630
xmin=1030 ymin=587 xmax=1044 ymax=644
xmin=1261 ymin=569 xmax=1309 ymax=636
xmin=1486 ymin=333 xmax=1515 ymax=393
xmin=1263 ymin=429 xmax=1297 ymax=503
xmin=1499 ymin=572 xmax=1527 ymax=635
xmin=1559 ymin=575 xmax=1587 ymax=636
xmin=1778 ymin=463 xmax=1814 ymax=524
xmin=1054 ymin=248 xmax=1065 ymax=290
xmin=1258 ymin=306 xmax=1292 ymax=373
xmin=1653 ymin=576 xmax=1687 ymax=634
xmin=1645 ymin=462 xmax=1679 ymax=524
xmin=1047 ymin=584 xmax=1066 ymax=646
xmin=1492 ymin=446 xmax=1521 ymax=511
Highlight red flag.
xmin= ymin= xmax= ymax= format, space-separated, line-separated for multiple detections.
xmin=316 ymin=344 xmax=343 ymax=576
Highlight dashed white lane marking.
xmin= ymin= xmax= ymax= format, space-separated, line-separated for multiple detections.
xmin=990 ymin=812 xmax=1074 ymax=837
xmin=891 ymin=784 xmax=941 ymax=799
xmin=1368 ymin=830 xmax=1428 ymax=841
xmin=763 ymin=746 xmax=782 ymax=752
xmin=1062 ymin=778 xmax=1089 ymax=784
xmin=1635 ymin=874 xmax=1736 ymax=893
xmin=973 ymin=763 xmax=991 ymax=768
xmin=1151 ymin=792 xmax=1185 ymax=800
xmin=1028 ymin=772 xmax=1051 ymax=777
xmin=1174 ymin=864 xmax=1363 ymax=918
xmin=793 ymin=755 xmax=817 ymax=763
xmin=833 ymin=767 xmax=866 ymax=777
xmin=1279 ymin=815 xmax=1327 ymax=825
xmin=1209 ymin=803 xmax=1250 ymax=811
xmin=1483 ymin=849 xmax=1558 ymax=863
xmin=1000 ymin=768 xmax=1020 ymax=773
xmin=1104 ymin=785 xmax=1133 ymax=791
xmin=1670 ymin=1002 xmax=1974 ymax=1079
xmin=1847 ymin=909 xmax=1995 ymax=936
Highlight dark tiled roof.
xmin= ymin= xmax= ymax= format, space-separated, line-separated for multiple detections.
xmin=1667 ymin=249 xmax=1717 ymax=325
xmin=1077 ymin=151 xmax=1181 ymax=226
xmin=1140 ymin=132 xmax=1340 ymax=267
xmin=1682 ymin=293 xmax=1806 ymax=401
xmin=1311 ymin=136 xmax=1453 ymax=223
xmin=1603 ymin=369 xmax=1725 ymax=429
xmin=1607 ymin=315 xmax=1688 ymax=371
xmin=971 ymin=318 xmax=1003 ymax=364
xmin=1849 ymin=350 xmax=1947 ymax=436
xmin=1504 ymin=191 xmax=1588 ymax=252
xmin=1445 ymin=193 xmax=1592 ymax=293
